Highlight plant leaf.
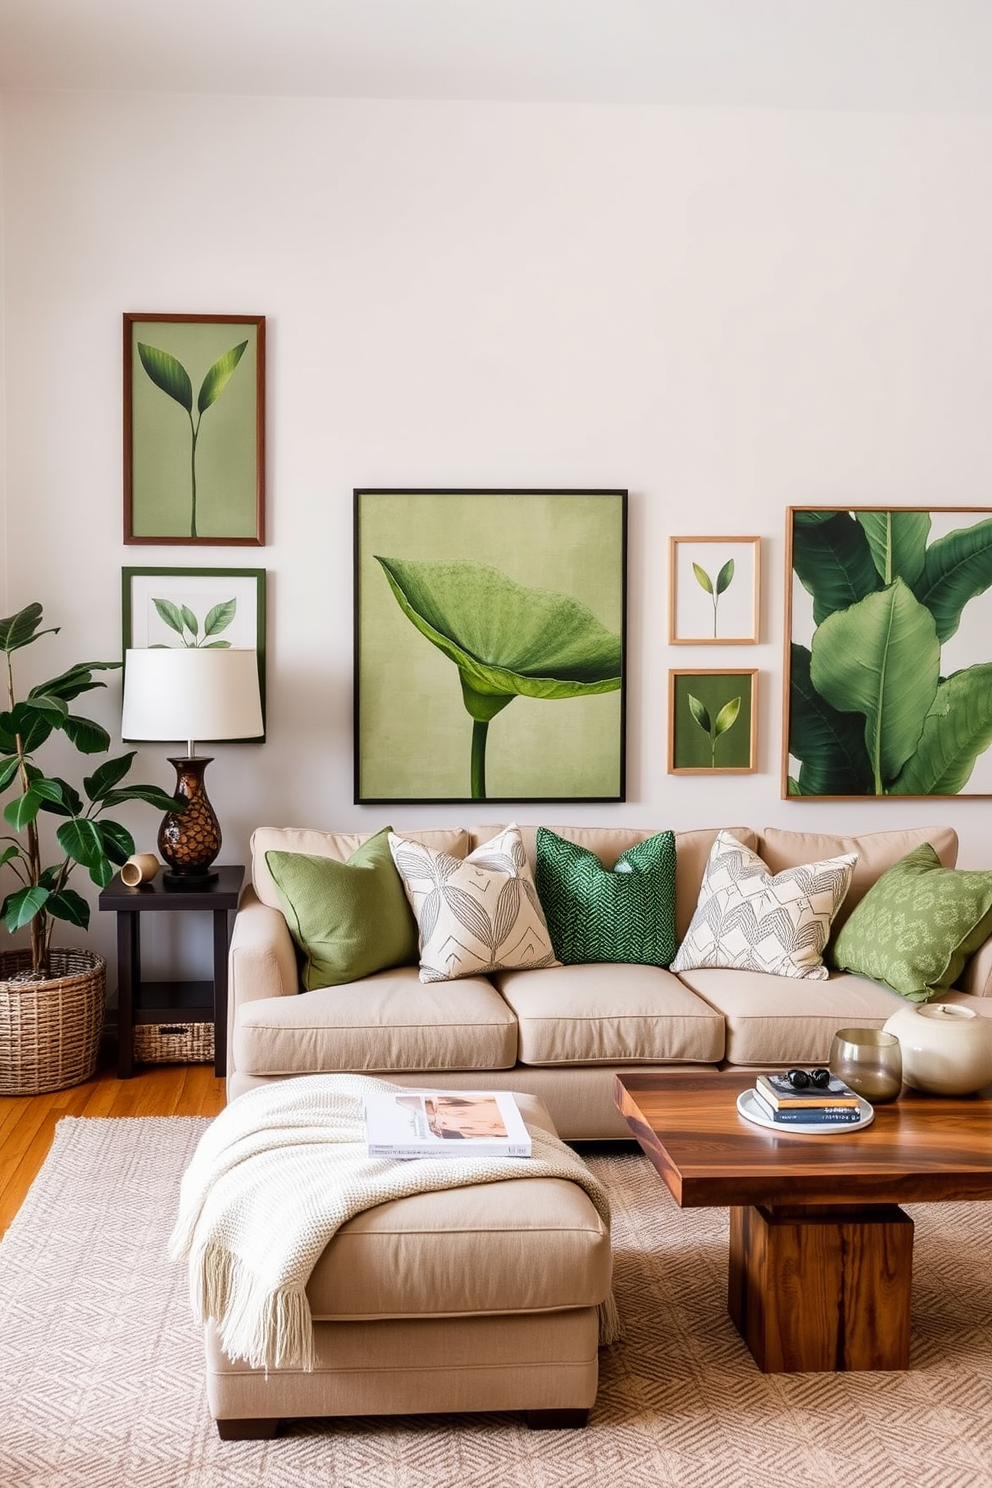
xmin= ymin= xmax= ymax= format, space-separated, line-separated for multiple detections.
xmin=0 ymin=603 xmax=52 ymax=653
xmin=101 ymin=784 xmax=186 ymax=810
xmin=46 ymin=888 xmax=91 ymax=929
xmin=61 ymin=715 xmax=111 ymax=754
xmin=2 ymin=884 xmax=49 ymax=933
xmin=912 ymin=516 xmax=992 ymax=643
xmin=38 ymin=775 xmax=84 ymax=818
xmin=0 ymin=755 xmax=21 ymax=790
xmin=715 ymin=559 xmax=735 ymax=596
xmin=687 ymin=694 xmax=711 ymax=733
xmin=888 ymin=664 xmax=992 ymax=795
xmin=692 ymin=563 xmax=713 ymax=596
xmin=856 ymin=510 xmax=930 ymax=586
xmin=375 ymin=557 xmax=622 ymax=707
xmin=180 ymin=606 xmax=199 ymax=638
xmin=204 ymin=599 xmax=237 ymax=636
xmin=98 ymin=819 xmax=136 ymax=865
xmin=29 ymin=663 xmax=113 ymax=703
xmin=84 ymin=751 xmax=137 ymax=802
xmin=792 ymin=511 xmax=882 ymax=626
xmin=56 ymin=816 xmax=106 ymax=873
xmin=137 ymin=343 xmax=193 ymax=412
xmin=20 ymin=692 xmax=68 ymax=725
xmin=4 ymin=789 xmax=44 ymax=830
xmin=810 ymin=579 xmax=940 ymax=790
xmin=787 ymin=644 xmax=874 ymax=795
xmin=197 ymin=340 xmax=248 ymax=414
xmin=713 ymin=696 xmax=741 ymax=736
xmin=153 ymin=598 xmax=187 ymax=636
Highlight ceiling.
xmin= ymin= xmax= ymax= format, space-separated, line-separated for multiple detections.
xmin=0 ymin=0 xmax=991 ymax=113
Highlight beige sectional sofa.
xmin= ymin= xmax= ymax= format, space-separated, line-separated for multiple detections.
xmin=227 ymin=821 xmax=992 ymax=1139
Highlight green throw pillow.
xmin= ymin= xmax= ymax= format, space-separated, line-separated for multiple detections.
xmin=265 ymin=827 xmax=419 ymax=991
xmin=535 ymin=827 xmax=677 ymax=966
xmin=830 ymin=843 xmax=992 ymax=1002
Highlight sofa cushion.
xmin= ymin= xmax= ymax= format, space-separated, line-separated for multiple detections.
xmin=830 ymin=843 xmax=992 ymax=1003
xmin=492 ymin=962 xmax=725 ymax=1066
xmin=675 ymin=965 xmax=903 ymax=1066
xmin=390 ymin=824 xmax=558 ymax=983
xmin=473 ymin=823 xmax=758 ymax=943
xmin=671 ymin=831 xmax=857 ymax=981
xmin=305 ymin=1094 xmax=610 ymax=1320
xmin=535 ymin=826 xmax=677 ymax=966
xmin=757 ymin=825 xmax=958 ymax=937
xmin=234 ymin=967 xmax=519 ymax=1076
xmin=265 ymin=827 xmax=418 ymax=990
xmin=251 ymin=826 xmax=470 ymax=910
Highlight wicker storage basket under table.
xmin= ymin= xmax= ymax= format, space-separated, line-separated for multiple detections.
xmin=133 ymin=1019 xmax=214 ymax=1065
xmin=0 ymin=948 xmax=106 ymax=1095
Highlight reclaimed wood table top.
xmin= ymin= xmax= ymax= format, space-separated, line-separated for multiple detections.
xmin=614 ymin=1069 xmax=992 ymax=1210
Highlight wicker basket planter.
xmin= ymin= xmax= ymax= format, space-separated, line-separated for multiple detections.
xmin=0 ymin=948 xmax=106 ymax=1095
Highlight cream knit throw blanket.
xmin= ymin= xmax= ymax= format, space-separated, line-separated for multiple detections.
xmin=169 ymin=1074 xmax=620 ymax=1372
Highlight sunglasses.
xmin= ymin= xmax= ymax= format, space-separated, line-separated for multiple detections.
xmin=786 ymin=1067 xmax=831 ymax=1090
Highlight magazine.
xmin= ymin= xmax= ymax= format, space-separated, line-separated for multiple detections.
xmin=364 ymin=1090 xmax=533 ymax=1159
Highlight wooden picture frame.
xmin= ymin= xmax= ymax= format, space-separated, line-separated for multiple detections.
xmin=784 ymin=506 xmax=992 ymax=798
xmin=354 ymin=488 xmax=627 ymax=803
xmin=669 ymin=669 xmax=757 ymax=774
xmin=669 ymin=536 xmax=760 ymax=644
xmin=123 ymin=313 xmax=265 ymax=545
xmin=121 ymin=566 xmax=266 ymax=739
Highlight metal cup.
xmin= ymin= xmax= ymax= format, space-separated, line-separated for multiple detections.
xmin=830 ymin=1026 xmax=902 ymax=1103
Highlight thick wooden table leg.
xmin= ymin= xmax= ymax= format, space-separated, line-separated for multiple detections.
xmin=728 ymin=1203 xmax=914 ymax=1373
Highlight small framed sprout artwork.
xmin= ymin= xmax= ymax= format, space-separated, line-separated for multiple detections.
xmin=354 ymin=488 xmax=627 ymax=803
xmin=123 ymin=313 xmax=265 ymax=545
xmin=669 ymin=536 xmax=760 ymax=644
xmin=122 ymin=566 xmax=266 ymax=738
xmin=669 ymin=669 xmax=757 ymax=774
xmin=785 ymin=506 xmax=992 ymax=798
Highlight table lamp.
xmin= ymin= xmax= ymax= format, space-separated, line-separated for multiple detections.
xmin=121 ymin=648 xmax=263 ymax=885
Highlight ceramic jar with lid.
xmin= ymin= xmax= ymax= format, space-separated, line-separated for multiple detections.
xmin=882 ymin=1002 xmax=992 ymax=1096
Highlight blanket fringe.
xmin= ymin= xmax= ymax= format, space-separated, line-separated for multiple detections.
xmin=598 ymin=1289 xmax=624 ymax=1346
xmin=190 ymin=1243 xmax=315 ymax=1372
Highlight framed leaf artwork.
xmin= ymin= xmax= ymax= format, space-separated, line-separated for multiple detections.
xmin=121 ymin=566 xmax=266 ymax=739
xmin=669 ymin=536 xmax=760 ymax=644
xmin=354 ymin=489 xmax=627 ymax=803
xmin=123 ymin=313 xmax=265 ymax=545
xmin=785 ymin=507 xmax=992 ymax=798
xmin=669 ymin=669 xmax=757 ymax=773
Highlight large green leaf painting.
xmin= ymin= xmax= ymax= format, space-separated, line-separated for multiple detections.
xmin=789 ymin=509 xmax=992 ymax=796
xmin=376 ymin=556 xmax=622 ymax=799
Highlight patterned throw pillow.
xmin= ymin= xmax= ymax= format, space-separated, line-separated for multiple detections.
xmin=389 ymin=823 xmax=559 ymax=983
xmin=670 ymin=830 xmax=857 ymax=980
xmin=830 ymin=843 xmax=992 ymax=1002
xmin=535 ymin=827 xmax=677 ymax=966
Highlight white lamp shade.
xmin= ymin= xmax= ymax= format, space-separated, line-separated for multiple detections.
xmin=122 ymin=648 xmax=264 ymax=745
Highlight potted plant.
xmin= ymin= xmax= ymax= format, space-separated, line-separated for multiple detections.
xmin=0 ymin=602 xmax=181 ymax=1092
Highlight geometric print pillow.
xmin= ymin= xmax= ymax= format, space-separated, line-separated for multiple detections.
xmin=388 ymin=823 xmax=559 ymax=984
xmin=535 ymin=826 xmax=677 ymax=966
xmin=670 ymin=830 xmax=858 ymax=981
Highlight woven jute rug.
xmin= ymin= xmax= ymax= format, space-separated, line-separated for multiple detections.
xmin=0 ymin=1116 xmax=990 ymax=1488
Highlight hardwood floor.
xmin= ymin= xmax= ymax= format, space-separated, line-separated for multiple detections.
xmin=0 ymin=1039 xmax=226 ymax=1237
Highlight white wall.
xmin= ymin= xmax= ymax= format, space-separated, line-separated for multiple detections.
xmin=2 ymin=88 xmax=992 ymax=969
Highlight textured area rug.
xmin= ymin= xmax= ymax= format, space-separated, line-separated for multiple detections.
xmin=1 ymin=1118 xmax=991 ymax=1488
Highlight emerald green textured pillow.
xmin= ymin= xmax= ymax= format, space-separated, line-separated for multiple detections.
xmin=265 ymin=827 xmax=419 ymax=991
xmin=831 ymin=843 xmax=992 ymax=1002
xmin=535 ymin=827 xmax=677 ymax=966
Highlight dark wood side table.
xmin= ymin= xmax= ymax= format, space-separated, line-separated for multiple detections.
xmin=98 ymin=865 xmax=245 ymax=1079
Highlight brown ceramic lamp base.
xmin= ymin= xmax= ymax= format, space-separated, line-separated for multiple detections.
xmin=158 ymin=756 xmax=222 ymax=886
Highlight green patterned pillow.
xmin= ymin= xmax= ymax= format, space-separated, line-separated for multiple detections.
xmin=831 ymin=843 xmax=992 ymax=1002
xmin=535 ymin=827 xmax=677 ymax=966
xmin=265 ymin=827 xmax=419 ymax=991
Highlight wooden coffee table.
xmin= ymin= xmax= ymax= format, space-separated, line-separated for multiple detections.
xmin=615 ymin=1069 xmax=992 ymax=1374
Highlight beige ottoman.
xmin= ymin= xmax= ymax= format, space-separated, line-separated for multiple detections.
xmin=205 ymin=1093 xmax=613 ymax=1439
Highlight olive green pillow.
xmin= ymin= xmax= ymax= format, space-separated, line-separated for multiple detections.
xmin=830 ymin=843 xmax=992 ymax=1002
xmin=265 ymin=827 xmax=418 ymax=991
xmin=535 ymin=826 xmax=677 ymax=966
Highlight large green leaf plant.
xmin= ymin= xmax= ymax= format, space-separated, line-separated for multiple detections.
xmin=789 ymin=511 xmax=992 ymax=796
xmin=0 ymin=604 xmax=182 ymax=976
xmin=376 ymin=557 xmax=622 ymax=799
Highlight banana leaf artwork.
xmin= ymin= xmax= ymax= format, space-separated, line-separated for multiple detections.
xmin=785 ymin=508 xmax=992 ymax=798
xmin=124 ymin=314 xmax=265 ymax=546
xmin=355 ymin=490 xmax=627 ymax=803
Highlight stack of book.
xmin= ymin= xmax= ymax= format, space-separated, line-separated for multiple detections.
xmin=752 ymin=1071 xmax=863 ymax=1126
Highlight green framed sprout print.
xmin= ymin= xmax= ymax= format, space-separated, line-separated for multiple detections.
xmin=124 ymin=314 xmax=265 ymax=545
xmin=355 ymin=489 xmax=627 ymax=803
xmin=669 ymin=669 xmax=757 ymax=773
xmin=785 ymin=507 xmax=992 ymax=798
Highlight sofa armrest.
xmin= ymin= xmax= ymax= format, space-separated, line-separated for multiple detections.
xmin=229 ymin=885 xmax=300 ymax=1008
xmin=958 ymin=935 xmax=992 ymax=998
